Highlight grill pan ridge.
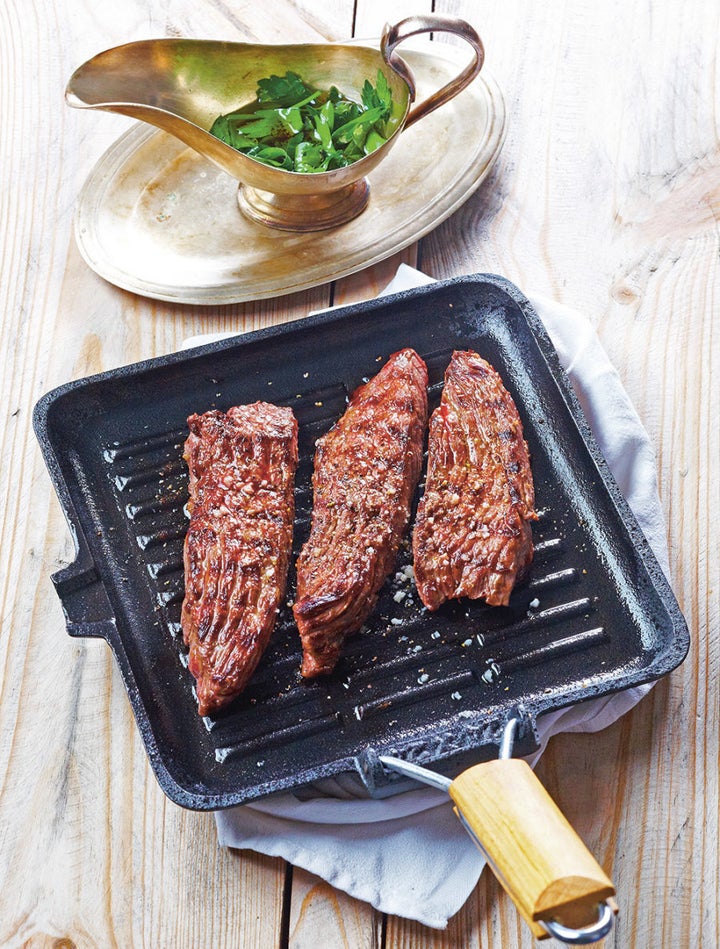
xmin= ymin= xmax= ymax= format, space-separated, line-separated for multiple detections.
xmin=33 ymin=275 xmax=689 ymax=809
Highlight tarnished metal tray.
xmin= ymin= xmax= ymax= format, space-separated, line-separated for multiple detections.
xmin=72 ymin=42 xmax=505 ymax=304
xmin=33 ymin=275 xmax=689 ymax=809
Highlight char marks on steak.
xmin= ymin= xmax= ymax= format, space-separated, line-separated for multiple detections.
xmin=293 ymin=349 xmax=428 ymax=678
xmin=181 ymin=403 xmax=298 ymax=715
xmin=413 ymin=350 xmax=537 ymax=610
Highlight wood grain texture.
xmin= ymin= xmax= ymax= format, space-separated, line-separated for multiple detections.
xmin=288 ymin=869 xmax=383 ymax=949
xmin=0 ymin=0 xmax=717 ymax=946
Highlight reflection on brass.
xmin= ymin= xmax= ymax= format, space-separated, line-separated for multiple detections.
xmin=66 ymin=16 xmax=484 ymax=231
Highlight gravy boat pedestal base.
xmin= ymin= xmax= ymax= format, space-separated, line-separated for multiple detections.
xmin=238 ymin=179 xmax=370 ymax=231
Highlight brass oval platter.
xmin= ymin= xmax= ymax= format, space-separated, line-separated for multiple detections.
xmin=73 ymin=40 xmax=506 ymax=305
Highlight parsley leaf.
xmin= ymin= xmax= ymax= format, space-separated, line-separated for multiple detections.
xmin=256 ymin=71 xmax=313 ymax=106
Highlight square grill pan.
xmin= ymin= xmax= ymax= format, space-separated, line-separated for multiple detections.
xmin=33 ymin=275 xmax=689 ymax=810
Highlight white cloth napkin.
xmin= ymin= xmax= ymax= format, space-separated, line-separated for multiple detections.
xmin=184 ymin=266 xmax=669 ymax=928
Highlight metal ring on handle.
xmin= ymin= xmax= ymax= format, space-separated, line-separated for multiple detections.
xmin=540 ymin=901 xmax=615 ymax=944
xmin=380 ymin=15 xmax=485 ymax=130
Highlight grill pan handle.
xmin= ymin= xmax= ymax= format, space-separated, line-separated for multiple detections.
xmin=381 ymin=717 xmax=617 ymax=943
xmin=449 ymin=720 xmax=617 ymax=942
xmin=52 ymin=535 xmax=117 ymax=640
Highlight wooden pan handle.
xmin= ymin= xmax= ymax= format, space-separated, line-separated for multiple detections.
xmin=449 ymin=758 xmax=616 ymax=941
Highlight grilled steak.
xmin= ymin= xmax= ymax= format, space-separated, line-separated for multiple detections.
xmin=413 ymin=350 xmax=537 ymax=610
xmin=294 ymin=348 xmax=428 ymax=677
xmin=181 ymin=403 xmax=298 ymax=715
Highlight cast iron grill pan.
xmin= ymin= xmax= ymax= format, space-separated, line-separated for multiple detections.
xmin=33 ymin=275 xmax=689 ymax=809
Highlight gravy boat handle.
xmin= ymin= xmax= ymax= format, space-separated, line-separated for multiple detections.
xmin=381 ymin=14 xmax=485 ymax=129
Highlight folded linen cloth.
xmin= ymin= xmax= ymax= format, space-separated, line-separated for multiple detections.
xmin=184 ymin=266 xmax=669 ymax=928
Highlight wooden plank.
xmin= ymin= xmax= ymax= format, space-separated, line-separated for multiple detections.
xmin=414 ymin=1 xmax=720 ymax=947
xmin=331 ymin=247 xmax=419 ymax=307
xmin=284 ymin=5 xmax=428 ymax=946
xmin=288 ymin=869 xmax=383 ymax=949
xmin=354 ymin=0 xmax=430 ymax=38
xmin=327 ymin=0 xmax=432 ymax=309
xmin=384 ymin=868 xmax=528 ymax=948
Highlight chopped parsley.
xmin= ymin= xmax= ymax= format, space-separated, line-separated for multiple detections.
xmin=209 ymin=70 xmax=398 ymax=173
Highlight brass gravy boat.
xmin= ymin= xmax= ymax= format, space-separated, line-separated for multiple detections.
xmin=66 ymin=15 xmax=484 ymax=231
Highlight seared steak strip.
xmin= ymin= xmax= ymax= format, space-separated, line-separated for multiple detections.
xmin=294 ymin=349 xmax=428 ymax=677
xmin=413 ymin=350 xmax=537 ymax=610
xmin=181 ymin=403 xmax=298 ymax=715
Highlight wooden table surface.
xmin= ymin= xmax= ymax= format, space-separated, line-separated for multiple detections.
xmin=1 ymin=0 xmax=718 ymax=946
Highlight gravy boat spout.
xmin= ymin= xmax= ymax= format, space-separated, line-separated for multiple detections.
xmin=66 ymin=17 xmax=484 ymax=231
